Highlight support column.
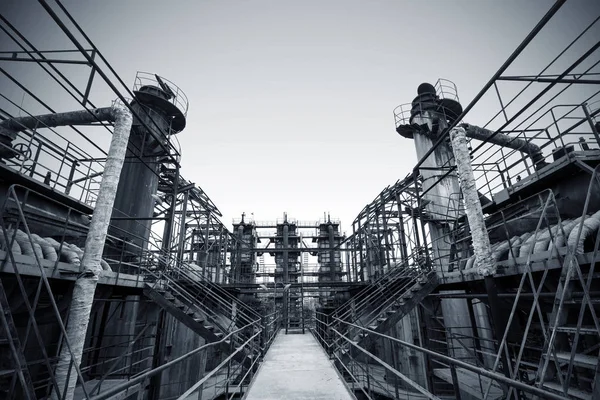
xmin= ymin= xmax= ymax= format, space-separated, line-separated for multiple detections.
xmin=451 ymin=126 xmax=515 ymax=395
xmin=160 ymin=164 xmax=179 ymax=271
xmin=328 ymin=223 xmax=336 ymax=281
xmin=380 ymin=193 xmax=392 ymax=270
xmin=396 ymin=193 xmax=409 ymax=265
xmin=283 ymin=223 xmax=289 ymax=329
xmin=204 ymin=212 xmax=211 ymax=279
xmin=53 ymin=103 xmax=133 ymax=400
xmin=399 ymin=84 xmax=475 ymax=391
xmin=215 ymin=229 xmax=224 ymax=283
xmin=345 ymin=242 xmax=351 ymax=282
xmin=177 ymin=189 xmax=190 ymax=262
xmin=374 ymin=207 xmax=385 ymax=276
xmin=236 ymin=224 xmax=244 ymax=283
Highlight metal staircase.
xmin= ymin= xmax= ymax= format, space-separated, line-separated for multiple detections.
xmin=328 ymin=264 xmax=438 ymax=358
xmin=144 ymin=263 xmax=263 ymax=369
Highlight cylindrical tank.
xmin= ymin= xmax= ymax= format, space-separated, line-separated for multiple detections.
xmin=398 ymin=81 xmax=478 ymax=376
xmin=106 ymin=73 xmax=187 ymax=268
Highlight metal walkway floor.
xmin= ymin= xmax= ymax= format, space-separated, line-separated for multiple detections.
xmin=245 ymin=332 xmax=354 ymax=400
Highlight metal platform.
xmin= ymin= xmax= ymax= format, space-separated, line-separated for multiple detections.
xmin=244 ymin=332 xmax=353 ymax=400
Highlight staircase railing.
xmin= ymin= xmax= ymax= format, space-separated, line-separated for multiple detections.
xmin=88 ymin=320 xmax=264 ymax=400
xmin=313 ymin=316 xmax=568 ymax=400
xmin=145 ymin=261 xmax=262 ymax=357
xmin=0 ymin=184 xmax=101 ymax=400
xmin=327 ymin=260 xmax=433 ymax=354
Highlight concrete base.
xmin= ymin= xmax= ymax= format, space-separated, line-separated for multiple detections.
xmin=245 ymin=332 xmax=353 ymax=400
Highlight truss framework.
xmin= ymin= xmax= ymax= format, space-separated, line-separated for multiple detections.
xmin=0 ymin=0 xmax=599 ymax=399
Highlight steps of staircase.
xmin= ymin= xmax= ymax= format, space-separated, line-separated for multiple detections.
xmin=553 ymin=326 xmax=599 ymax=335
xmin=142 ymin=285 xmax=252 ymax=368
xmin=542 ymin=381 xmax=592 ymax=400
xmin=554 ymin=351 xmax=598 ymax=369
xmin=568 ymin=272 xmax=600 ymax=281
xmin=563 ymin=299 xmax=600 ymax=305
xmin=410 ymin=284 xmax=422 ymax=291
xmin=353 ymin=274 xmax=438 ymax=349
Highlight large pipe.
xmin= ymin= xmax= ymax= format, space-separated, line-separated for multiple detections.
xmin=450 ymin=126 xmax=515 ymax=392
xmin=412 ymin=0 xmax=567 ymax=172
xmin=461 ymin=123 xmax=547 ymax=169
xmin=450 ymin=126 xmax=495 ymax=276
xmin=0 ymin=107 xmax=113 ymax=135
xmin=52 ymin=102 xmax=133 ymax=400
xmin=0 ymin=108 xmax=113 ymax=159
xmin=0 ymin=99 xmax=169 ymax=258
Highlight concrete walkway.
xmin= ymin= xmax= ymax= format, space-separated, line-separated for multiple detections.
xmin=245 ymin=332 xmax=354 ymax=400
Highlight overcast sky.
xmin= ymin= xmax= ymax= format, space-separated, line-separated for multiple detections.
xmin=1 ymin=0 xmax=599 ymax=234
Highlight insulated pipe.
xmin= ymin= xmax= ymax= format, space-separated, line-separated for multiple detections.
xmin=53 ymin=102 xmax=133 ymax=400
xmin=0 ymin=99 xmax=171 ymax=254
xmin=0 ymin=107 xmax=113 ymax=134
xmin=412 ymin=0 xmax=567 ymax=172
xmin=450 ymin=126 xmax=495 ymax=276
xmin=460 ymin=123 xmax=546 ymax=170
xmin=451 ymin=125 xmax=517 ymax=392
xmin=0 ymin=107 xmax=114 ymax=158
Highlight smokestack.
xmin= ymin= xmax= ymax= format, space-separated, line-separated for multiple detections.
xmin=394 ymin=81 xmax=547 ymax=170
xmin=109 ymin=73 xmax=188 ymax=258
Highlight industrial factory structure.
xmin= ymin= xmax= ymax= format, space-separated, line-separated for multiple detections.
xmin=1 ymin=1 xmax=600 ymax=399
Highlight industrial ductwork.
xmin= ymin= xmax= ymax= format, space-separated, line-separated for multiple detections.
xmin=394 ymin=81 xmax=548 ymax=171
xmin=460 ymin=123 xmax=547 ymax=170
xmin=0 ymin=107 xmax=114 ymax=159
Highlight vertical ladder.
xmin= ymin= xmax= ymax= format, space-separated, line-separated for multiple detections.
xmin=300 ymin=260 xmax=305 ymax=333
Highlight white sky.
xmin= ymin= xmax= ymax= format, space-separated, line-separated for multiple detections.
xmin=1 ymin=0 xmax=599 ymax=234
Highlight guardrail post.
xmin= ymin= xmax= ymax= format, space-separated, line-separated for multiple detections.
xmin=260 ymin=315 xmax=266 ymax=359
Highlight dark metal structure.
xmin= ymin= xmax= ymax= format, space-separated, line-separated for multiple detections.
xmin=1 ymin=0 xmax=599 ymax=399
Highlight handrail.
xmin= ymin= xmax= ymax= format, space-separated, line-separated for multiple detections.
xmin=88 ymin=321 xmax=260 ymax=400
xmin=331 ymin=261 xmax=415 ymax=316
xmin=159 ymin=266 xmax=258 ymax=330
xmin=169 ymin=261 xmax=261 ymax=319
xmin=324 ymin=317 xmax=570 ymax=400
xmin=333 ymin=327 xmax=439 ymax=400
xmin=331 ymin=265 xmax=426 ymax=325
xmin=182 ymin=265 xmax=261 ymax=319
xmin=412 ymin=0 xmax=567 ymax=172
xmin=88 ymin=324 xmax=153 ymax=394
xmin=174 ymin=330 xmax=262 ymax=400
xmin=0 ymin=184 xmax=93 ymax=398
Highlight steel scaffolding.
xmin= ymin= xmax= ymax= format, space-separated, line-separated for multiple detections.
xmin=1 ymin=0 xmax=599 ymax=399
